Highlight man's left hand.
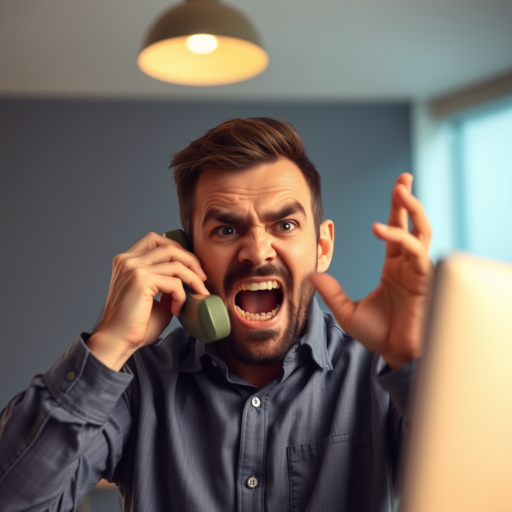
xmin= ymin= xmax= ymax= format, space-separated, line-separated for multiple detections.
xmin=310 ymin=173 xmax=434 ymax=369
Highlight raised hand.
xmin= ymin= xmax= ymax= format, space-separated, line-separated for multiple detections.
xmin=87 ymin=232 xmax=209 ymax=370
xmin=311 ymin=173 xmax=434 ymax=369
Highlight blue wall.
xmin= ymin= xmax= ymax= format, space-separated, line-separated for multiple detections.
xmin=0 ymin=99 xmax=411 ymax=411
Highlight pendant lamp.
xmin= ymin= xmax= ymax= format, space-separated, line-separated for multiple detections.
xmin=138 ymin=0 xmax=268 ymax=86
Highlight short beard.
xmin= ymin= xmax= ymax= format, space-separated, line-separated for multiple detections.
xmin=218 ymin=274 xmax=316 ymax=366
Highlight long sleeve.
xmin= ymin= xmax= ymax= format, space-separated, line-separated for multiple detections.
xmin=376 ymin=359 xmax=419 ymax=492
xmin=377 ymin=359 xmax=418 ymax=420
xmin=0 ymin=334 xmax=133 ymax=512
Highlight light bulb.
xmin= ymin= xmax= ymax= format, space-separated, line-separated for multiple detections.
xmin=186 ymin=34 xmax=218 ymax=54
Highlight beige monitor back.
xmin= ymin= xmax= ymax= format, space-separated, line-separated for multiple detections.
xmin=399 ymin=253 xmax=512 ymax=512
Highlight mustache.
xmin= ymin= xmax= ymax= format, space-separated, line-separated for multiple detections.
xmin=222 ymin=262 xmax=293 ymax=296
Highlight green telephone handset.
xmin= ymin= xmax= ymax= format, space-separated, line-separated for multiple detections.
xmin=162 ymin=229 xmax=231 ymax=343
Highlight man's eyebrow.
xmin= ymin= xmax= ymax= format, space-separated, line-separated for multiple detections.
xmin=202 ymin=201 xmax=307 ymax=228
xmin=202 ymin=208 xmax=245 ymax=227
xmin=261 ymin=201 xmax=307 ymax=223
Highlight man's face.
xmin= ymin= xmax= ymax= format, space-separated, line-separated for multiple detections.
xmin=192 ymin=158 xmax=319 ymax=365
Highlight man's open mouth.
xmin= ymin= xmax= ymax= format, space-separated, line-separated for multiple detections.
xmin=234 ymin=280 xmax=284 ymax=322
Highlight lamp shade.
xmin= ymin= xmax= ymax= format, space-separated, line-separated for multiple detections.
xmin=138 ymin=0 xmax=268 ymax=86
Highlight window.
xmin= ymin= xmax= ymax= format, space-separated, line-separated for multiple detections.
xmin=452 ymin=101 xmax=512 ymax=262
xmin=414 ymin=97 xmax=512 ymax=264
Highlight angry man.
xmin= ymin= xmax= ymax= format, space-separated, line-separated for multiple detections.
xmin=0 ymin=117 xmax=433 ymax=512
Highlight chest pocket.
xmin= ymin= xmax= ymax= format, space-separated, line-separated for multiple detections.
xmin=287 ymin=431 xmax=373 ymax=512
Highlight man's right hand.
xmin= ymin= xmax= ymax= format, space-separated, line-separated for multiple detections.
xmin=87 ymin=232 xmax=209 ymax=371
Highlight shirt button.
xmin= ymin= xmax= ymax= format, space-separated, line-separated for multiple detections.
xmin=251 ymin=396 xmax=261 ymax=408
xmin=247 ymin=476 xmax=259 ymax=489
xmin=66 ymin=371 xmax=76 ymax=382
xmin=211 ymin=360 xmax=218 ymax=367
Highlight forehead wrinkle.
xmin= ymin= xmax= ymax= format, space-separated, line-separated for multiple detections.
xmin=201 ymin=182 xmax=304 ymax=214
xmin=194 ymin=164 xmax=311 ymax=231
xmin=201 ymin=192 xmax=307 ymax=229
xmin=200 ymin=168 xmax=303 ymax=196
xmin=202 ymin=181 xmax=303 ymax=201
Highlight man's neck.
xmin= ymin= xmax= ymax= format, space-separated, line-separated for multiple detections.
xmin=215 ymin=343 xmax=283 ymax=390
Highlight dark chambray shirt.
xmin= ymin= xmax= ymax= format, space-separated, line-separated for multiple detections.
xmin=0 ymin=299 xmax=415 ymax=512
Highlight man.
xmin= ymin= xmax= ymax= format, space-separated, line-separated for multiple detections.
xmin=0 ymin=118 xmax=432 ymax=511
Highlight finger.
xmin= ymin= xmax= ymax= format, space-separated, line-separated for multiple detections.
xmin=385 ymin=174 xmax=413 ymax=257
xmin=373 ymin=224 xmax=431 ymax=274
xmin=309 ymin=273 xmax=356 ymax=331
xmin=387 ymin=174 xmax=413 ymax=230
xmin=125 ymin=231 xmax=177 ymax=254
xmin=149 ymin=261 xmax=210 ymax=296
xmin=393 ymin=185 xmax=432 ymax=250
xmin=124 ymin=244 xmax=207 ymax=281
xmin=143 ymin=245 xmax=207 ymax=280
xmin=151 ymin=275 xmax=187 ymax=317
xmin=159 ymin=292 xmax=174 ymax=317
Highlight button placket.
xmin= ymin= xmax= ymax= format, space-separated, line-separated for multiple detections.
xmin=238 ymin=391 xmax=267 ymax=511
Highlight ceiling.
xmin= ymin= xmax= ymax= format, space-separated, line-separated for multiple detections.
xmin=1 ymin=0 xmax=511 ymax=102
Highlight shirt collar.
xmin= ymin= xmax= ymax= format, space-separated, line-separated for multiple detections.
xmin=179 ymin=297 xmax=333 ymax=373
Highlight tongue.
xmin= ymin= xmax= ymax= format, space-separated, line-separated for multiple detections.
xmin=237 ymin=290 xmax=279 ymax=314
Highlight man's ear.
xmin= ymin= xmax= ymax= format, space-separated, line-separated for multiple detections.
xmin=317 ymin=219 xmax=334 ymax=273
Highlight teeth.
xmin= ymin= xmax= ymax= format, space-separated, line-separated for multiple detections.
xmin=237 ymin=280 xmax=280 ymax=292
xmin=235 ymin=280 xmax=282 ymax=321
xmin=235 ymin=304 xmax=281 ymax=321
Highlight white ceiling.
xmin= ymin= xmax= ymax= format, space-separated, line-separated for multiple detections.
xmin=1 ymin=0 xmax=511 ymax=101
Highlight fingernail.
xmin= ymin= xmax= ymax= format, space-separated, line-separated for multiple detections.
xmin=200 ymin=269 xmax=207 ymax=279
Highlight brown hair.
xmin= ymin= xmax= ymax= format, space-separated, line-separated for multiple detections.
xmin=171 ymin=117 xmax=323 ymax=242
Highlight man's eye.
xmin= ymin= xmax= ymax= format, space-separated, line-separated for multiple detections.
xmin=278 ymin=221 xmax=296 ymax=232
xmin=216 ymin=226 xmax=237 ymax=236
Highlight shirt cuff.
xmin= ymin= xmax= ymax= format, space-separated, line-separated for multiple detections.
xmin=43 ymin=333 xmax=133 ymax=425
xmin=376 ymin=359 xmax=419 ymax=418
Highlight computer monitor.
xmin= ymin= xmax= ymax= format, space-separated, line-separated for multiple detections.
xmin=399 ymin=253 xmax=512 ymax=512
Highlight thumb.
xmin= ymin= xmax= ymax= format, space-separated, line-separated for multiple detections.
xmin=159 ymin=292 xmax=178 ymax=317
xmin=309 ymin=273 xmax=356 ymax=330
xmin=140 ymin=298 xmax=173 ymax=346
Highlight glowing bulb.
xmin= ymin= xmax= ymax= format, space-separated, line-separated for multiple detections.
xmin=186 ymin=34 xmax=218 ymax=54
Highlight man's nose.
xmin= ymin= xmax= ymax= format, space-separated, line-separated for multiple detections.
xmin=238 ymin=228 xmax=276 ymax=266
